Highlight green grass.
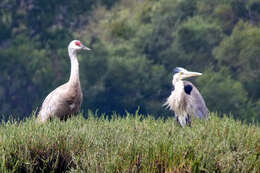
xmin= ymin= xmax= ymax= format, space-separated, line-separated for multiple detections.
xmin=0 ymin=111 xmax=259 ymax=173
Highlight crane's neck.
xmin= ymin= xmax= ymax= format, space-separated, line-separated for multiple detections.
xmin=68 ymin=49 xmax=80 ymax=85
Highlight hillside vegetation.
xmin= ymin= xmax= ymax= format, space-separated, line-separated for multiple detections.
xmin=1 ymin=0 xmax=260 ymax=122
xmin=0 ymin=112 xmax=259 ymax=172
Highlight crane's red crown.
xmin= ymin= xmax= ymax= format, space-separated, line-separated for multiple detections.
xmin=75 ymin=41 xmax=81 ymax=46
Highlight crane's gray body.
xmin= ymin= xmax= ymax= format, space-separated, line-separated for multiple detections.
xmin=38 ymin=82 xmax=83 ymax=122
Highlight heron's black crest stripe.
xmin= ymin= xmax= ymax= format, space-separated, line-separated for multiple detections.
xmin=184 ymin=84 xmax=192 ymax=95
xmin=173 ymin=67 xmax=181 ymax=75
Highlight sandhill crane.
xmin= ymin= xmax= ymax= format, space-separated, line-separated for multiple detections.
xmin=164 ymin=67 xmax=208 ymax=127
xmin=37 ymin=40 xmax=91 ymax=123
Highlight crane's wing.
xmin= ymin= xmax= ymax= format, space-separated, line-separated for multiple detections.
xmin=38 ymin=83 xmax=82 ymax=122
xmin=184 ymin=81 xmax=208 ymax=119
xmin=38 ymin=84 xmax=68 ymax=121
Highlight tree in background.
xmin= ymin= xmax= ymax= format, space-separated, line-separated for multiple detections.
xmin=0 ymin=0 xmax=118 ymax=118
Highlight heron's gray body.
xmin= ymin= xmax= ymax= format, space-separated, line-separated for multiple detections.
xmin=164 ymin=67 xmax=208 ymax=127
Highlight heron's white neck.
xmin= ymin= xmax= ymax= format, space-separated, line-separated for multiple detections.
xmin=174 ymin=79 xmax=184 ymax=90
xmin=172 ymin=76 xmax=181 ymax=86
xmin=68 ymin=50 xmax=80 ymax=85
xmin=173 ymin=78 xmax=185 ymax=107
xmin=172 ymin=77 xmax=185 ymax=94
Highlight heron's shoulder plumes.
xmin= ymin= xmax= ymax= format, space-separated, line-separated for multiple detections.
xmin=184 ymin=84 xmax=193 ymax=95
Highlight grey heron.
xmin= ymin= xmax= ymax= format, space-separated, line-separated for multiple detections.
xmin=164 ymin=67 xmax=208 ymax=127
xmin=37 ymin=40 xmax=91 ymax=123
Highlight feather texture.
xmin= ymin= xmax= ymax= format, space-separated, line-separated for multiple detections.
xmin=164 ymin=79 xmax=208 ymax=127
xmin=37 ymin=40 xmax=89 ymax=123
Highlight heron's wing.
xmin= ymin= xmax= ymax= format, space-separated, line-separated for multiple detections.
xmin=184 ymin=81 xmax=208 ymax=119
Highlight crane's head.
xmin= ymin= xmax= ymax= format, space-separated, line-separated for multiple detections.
xmin=173 ymin=67 xmax=202 ymax=81
xmin=68 ymin=40 xmax=91 ymax=52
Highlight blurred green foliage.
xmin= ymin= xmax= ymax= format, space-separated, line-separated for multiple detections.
xmin=0 ymin=0 xmax=259 ymax=122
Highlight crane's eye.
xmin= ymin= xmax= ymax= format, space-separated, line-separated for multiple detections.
xmin=75 ymin=41 xmax=81 ymax=47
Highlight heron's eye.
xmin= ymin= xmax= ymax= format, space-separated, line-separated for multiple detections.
xmin=75 ymin=41 xmax=81 ymax=47
xmin=180 ymin=72 xmax=183 ymax=75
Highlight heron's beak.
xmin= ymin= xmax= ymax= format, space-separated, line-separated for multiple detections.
xmin=180 ymin=71 xmax=202 ymax=79
xmin=82 ymin=45 xmax=91 ymax=50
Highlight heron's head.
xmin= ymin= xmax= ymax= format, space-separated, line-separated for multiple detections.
xmin=173 ymin=67 xmax=202 ymax=81
xmin=68 ymin=40 xmax=91 ymax=52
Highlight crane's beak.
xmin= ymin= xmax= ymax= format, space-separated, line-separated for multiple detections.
xmin=82 ymin=45 xmax=91 ymax=50
xmin=180 ymin=70 xmax=202 ymax=79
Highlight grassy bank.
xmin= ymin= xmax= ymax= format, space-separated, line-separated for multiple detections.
xmin=0 ymin=112 xmax=259 ymax=172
